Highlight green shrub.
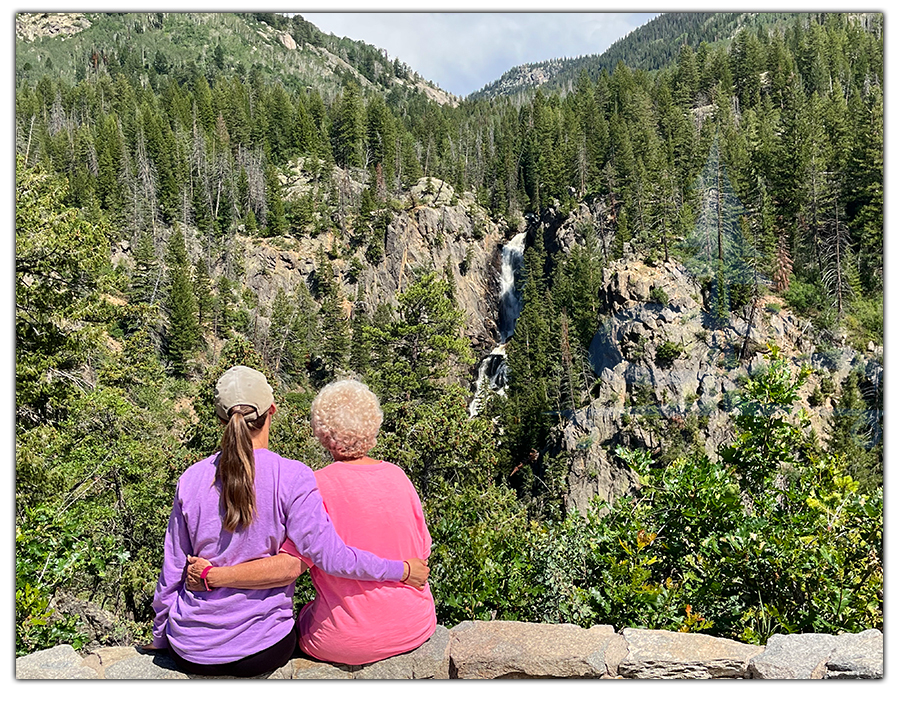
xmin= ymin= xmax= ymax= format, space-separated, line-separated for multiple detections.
xmin=425 ymin=480 xmax=538 ymax=626
xmin=16 ymin=511 xmax=90 ymax=656
xmin=655 ymin=340 xmax=683 ymax=368
xmin=648 ymin=286 xmax=669 ymax=306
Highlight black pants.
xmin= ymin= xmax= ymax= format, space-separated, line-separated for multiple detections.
xmin=169 ymin=625 xmax=298 ymax=677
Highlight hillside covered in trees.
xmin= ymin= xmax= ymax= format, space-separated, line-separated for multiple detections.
xmin=15 ymin=12 xmax=882 ymax=657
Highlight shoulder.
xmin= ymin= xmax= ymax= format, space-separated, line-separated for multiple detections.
xmin=379 ymin=461 xmax=410 ymax=479
xmin=271 ymin=450 xmax=314 ymax=473
xmin=261 ymin=451 xmax=316 ymax=488
xmin=374 ymin=461 xmax=420 ymax=497
xmin=178 ymin=453 xmax=218 ymax=486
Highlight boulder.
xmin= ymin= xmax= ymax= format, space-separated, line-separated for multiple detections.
xmin=82 ymin=645 xmax=140 ymax=677
xmin=449 ymin=620 xmax=623 ymax=679
xmin=748 ymin=633 xmax=841 ymax=679
xmin=352 ymin=625 xmax=451 ymax=679
xmin=270 ymin=657 xmax=354 ymax=680
xmin=267 ymin=626 xmax=450 ymax=679
xmin=16 ymin=644 xmax=99 ymax=679
xmin=825 ymin=629 xmax=883 ymax=679
xmin=102 ymin=649 xmax=188 ymax=679
xmin=619 ymin=628 xmax=763 ymax=679
xmin=749 ymin=629 xmax=883 ymax=680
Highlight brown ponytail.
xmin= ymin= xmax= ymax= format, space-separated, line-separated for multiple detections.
xmin=216 ymin=404 xmax=268 ymax=532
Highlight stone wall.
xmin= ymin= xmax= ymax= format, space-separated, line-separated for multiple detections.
xmin=16 ymin=622 xmax=882 ymax=680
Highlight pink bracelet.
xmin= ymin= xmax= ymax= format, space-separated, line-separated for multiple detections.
xmin=200 ymin=565 xmax=213 ymax=592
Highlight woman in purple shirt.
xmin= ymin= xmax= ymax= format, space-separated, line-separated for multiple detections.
xmin=148 ymin=366 xmax=428 ymax=677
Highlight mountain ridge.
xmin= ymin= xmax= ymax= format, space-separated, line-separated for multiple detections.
xmin=15 ymin=11 xmax=459 ymax=106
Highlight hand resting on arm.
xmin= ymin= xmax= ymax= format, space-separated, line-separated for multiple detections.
xmin=185 ymin=553 xmax=306 ymax=591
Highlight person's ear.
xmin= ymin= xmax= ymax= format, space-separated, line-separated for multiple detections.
xmin=269 ymin=403 xmax=277 ymax=417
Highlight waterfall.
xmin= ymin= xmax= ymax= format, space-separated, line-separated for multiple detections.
xmin=468 ymin=344 xmax=509 ymax=417
xmin=469 ymin=233 xmax=526 ymax=416
xmin=497 ymin=232 xmax=527 ymax=343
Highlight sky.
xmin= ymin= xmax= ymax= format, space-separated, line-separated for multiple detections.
xmin=297 ymin=11 xmax=659 ymax=97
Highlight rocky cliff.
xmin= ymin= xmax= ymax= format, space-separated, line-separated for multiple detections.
xmin=536 ymin=208 xmax=883 ymax=513
xmin=16 ymin=623 xmax=883 ymax=680
xmin=112 ymin=179 xmax=882 ymax=515
xmin=112 ymin=174 xmax=506 ymax=357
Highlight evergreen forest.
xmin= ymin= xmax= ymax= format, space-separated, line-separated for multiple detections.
xmin=15 ymin=12 xmax=883 ymax=657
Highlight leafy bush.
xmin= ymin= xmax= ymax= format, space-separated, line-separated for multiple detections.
xmin=16 ymin=510 xmax=91 ymax=656
xmin=607 ymin=350 xmax=883 ymax=642
xmin=428 ymin=350 xmax=883 ymax=644
xmin=425 ymin=479 xmax=538 ymax=625
xmin=844 ymin=295 xmax=883 ymax=350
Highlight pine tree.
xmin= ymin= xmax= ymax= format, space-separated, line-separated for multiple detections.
xmin=130 ymin=231 xmax=162 ymax=306
xmin=681 ymin=135 xmax=763 ymax=320
xmin=846 ymin=88 xmax=883 ymax=294
xmin=164 ymin=227 xmax=200 ymax=376
xmin=332 ymin=82 xmax=365 ymax=169
xmin=266 ymin=286 xmax=295 ymax=376
xmin=95 ymin=114 xmax=124 ymax=215
xmin=212 ymin=275 xmax=237 ymax=339
xmin=828 ymin=369 xmax=882 ymax=492
xmin=316 ymin=252 xmax=349 ymax=381
xmin=365 ymin=271 xmax=472 ymax=403
xmin=366 ymin=94 xmax=397 ymax=189
xmin=349 ymin=285 xmax=371 ymax=377
xmin=16 ymin=155 xmax=112 ymax=428
xmin=193 ymin=257 xmax=214 ymax=332
xmin=503 ymin=237 xmax=558 ymax=485
xmin=264 ymin=164 xmax=287 ymax=237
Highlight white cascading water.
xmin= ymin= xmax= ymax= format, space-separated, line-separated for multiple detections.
xmin=497 ymin=232 xmax=527 ymax=343
xmin=469 ymin=233 xmax=527 ymax=417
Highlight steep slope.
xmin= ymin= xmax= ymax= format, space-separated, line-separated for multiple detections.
xmin=15 ymin=11 xmax=456 ymax=105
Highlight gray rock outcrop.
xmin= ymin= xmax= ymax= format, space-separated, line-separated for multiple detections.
xmin=112 ymin=174 xmax=508 ymax=358
xmin=551 ymin=254 xmax=882 ymax=514
xmin=15 ymin=12 xmax=91 ymax=41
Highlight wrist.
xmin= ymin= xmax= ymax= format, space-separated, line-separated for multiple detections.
xmin=200 ymin=565 xmax=214 ymax=591
xmin=401 ymin=561 xmax=410 ymax=583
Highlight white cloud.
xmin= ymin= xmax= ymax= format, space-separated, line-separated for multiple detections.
xmin=300 ymin=12 xmax=658 ymax=97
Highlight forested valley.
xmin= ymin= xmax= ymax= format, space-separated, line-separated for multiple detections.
xmin=15 ymin=12 xmax=883 ymax=657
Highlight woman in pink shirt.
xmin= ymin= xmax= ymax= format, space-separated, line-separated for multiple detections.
xmin=187 ymin=379 xmax=436 ymax=665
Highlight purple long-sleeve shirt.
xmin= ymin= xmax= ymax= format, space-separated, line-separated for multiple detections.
xmin=151 ymin=448 xmax=405 ymax=664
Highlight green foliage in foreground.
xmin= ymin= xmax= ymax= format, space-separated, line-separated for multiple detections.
xmin=424 ymin=351 xmax=882 ymax=642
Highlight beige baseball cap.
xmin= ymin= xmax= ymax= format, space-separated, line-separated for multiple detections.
xmin=214 ymin=366 xmax=274 ymax=422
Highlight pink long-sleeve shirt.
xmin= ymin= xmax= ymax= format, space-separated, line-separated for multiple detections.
xmin=289 ymin=460 xmax=436 ymax=665
xmin=151 ymin=449 xmax=406 ymax=664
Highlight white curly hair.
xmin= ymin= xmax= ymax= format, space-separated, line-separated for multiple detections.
xmin=310 ymin=379 xmax=383 ymax=460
